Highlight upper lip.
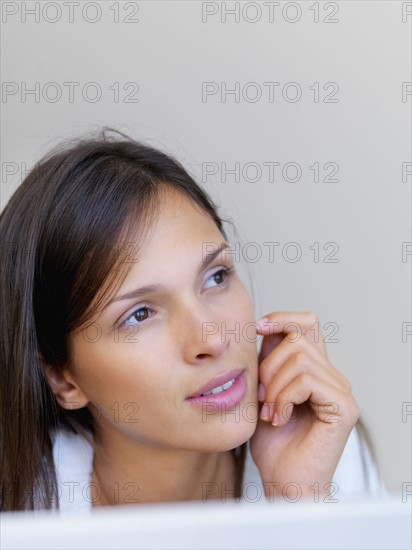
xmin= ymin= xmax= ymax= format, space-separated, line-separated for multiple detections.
xmin=187 ymin=368 xmax=244 ymax=398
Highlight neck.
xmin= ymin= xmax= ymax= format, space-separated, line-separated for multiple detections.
xmin=89 ymin=426 xmax=238 ymax=508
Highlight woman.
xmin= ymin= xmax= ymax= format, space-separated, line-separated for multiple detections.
xmin=0 ymin=128 xmax=387 ymax=512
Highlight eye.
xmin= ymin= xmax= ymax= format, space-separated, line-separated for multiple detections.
xmin=204 ymin=266 xmax=236 ymax=290
xmin=118 ymin=305 xmax=153 ymax=330
xmin=117 ymin=267 xmax=236 ymax=330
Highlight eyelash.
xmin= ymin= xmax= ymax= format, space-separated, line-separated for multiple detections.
xmin=117 ymin=266 xmax=237 ymax=330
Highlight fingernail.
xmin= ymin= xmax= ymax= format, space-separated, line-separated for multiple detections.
xmin=256 ymin=317 xmax=268 ymax=328
xmin=260 ymin=403 xmax=270 ymax=421
xmin=272 ymin=412 xmax=279 ymax=426
xmin=258 ymin=383 xmax=265 ymax=402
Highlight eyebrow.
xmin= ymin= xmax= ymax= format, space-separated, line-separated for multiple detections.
xmin=109 ymin=242 xmax=230 ymax=305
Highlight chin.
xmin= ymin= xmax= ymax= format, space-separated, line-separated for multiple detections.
xmin=199 ymin=414 xmax=258 ymax=452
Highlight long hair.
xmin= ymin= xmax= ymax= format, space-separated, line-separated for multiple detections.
xmin=0 ymin=127 xmax=248 ymax=511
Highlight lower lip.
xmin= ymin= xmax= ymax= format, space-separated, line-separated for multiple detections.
xmin=186 ymin=371 xmax=247 ymax=411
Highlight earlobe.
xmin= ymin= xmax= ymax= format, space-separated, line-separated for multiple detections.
xmin=42 ymin=362 xmax=89 ymax=410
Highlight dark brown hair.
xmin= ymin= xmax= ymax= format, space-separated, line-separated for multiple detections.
xmin=0 ymin=127 xmax=248 ymax=511
xmin=0 ymin=127 xmax=379 ymax=511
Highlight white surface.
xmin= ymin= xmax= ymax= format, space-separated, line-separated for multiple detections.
xmin=1 ymin=495 xmax=410 ymax=550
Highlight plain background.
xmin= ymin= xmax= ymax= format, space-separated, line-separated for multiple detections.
xmin=1 ymin=0 xmax=411 ymax=494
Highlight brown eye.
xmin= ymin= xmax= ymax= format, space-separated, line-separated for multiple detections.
xmin=204 ymin=267 xmax=236 ymax=290
xmin=119 ymin=305 xmax=153 ymax=330
xmin=213 ymin=270 xmax=225 ymax=284
xmin=133 ymin=307 xmax=150 ymax=322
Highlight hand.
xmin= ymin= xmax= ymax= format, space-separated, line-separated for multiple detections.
xmin=249 ymin=311 xmax=360 ymax=501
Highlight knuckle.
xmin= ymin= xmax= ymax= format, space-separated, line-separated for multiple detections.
xmin=351 ymin=399 xmax=361 ymax=420
xmin=294 ymin=350 xmax=310 ymax=366
xmin=298 ymin=371 xmax=311 ymax=384
xmin=289 ymin=370 xmax=311 ymax=387
xmin=305 ymin=311 xmax=318 ymax=325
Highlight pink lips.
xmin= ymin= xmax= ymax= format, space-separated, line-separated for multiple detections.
xmin=186 ymin=370 xmax=247 ymax=411
xmin=187 ymin=368 xmax=244 ymax=398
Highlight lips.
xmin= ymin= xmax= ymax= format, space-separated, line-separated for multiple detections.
xmin=187 ymin=368 xmax=244 ymax=399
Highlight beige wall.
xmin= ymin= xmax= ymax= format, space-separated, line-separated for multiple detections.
xmin=1 ymin=1 xmax=411 ymax=494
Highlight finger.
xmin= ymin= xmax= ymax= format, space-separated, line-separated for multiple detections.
xmin=258 ymin=338 xmax=351 ymax=399
xmin=269 ymin=373 xmax=359 ymax=428
xmin=256 ymin=311 xmax=329 ymax=358
xmin=261 ymin=352 xmax=347 ymax=408
xmin=258 ymin=329 xmax=283 ymax=365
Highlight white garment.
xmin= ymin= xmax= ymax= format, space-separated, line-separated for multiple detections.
xmin=51 ymin=425 xmax=389 ymax=514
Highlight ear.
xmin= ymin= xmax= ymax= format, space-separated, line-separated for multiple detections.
xmin=42 ymin=362 xmax=89 ymax=411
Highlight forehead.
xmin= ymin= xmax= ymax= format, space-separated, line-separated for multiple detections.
xmin=115 ymin=188 xmax=224 ymax=282
xmin=137 ymin=188 xmax=223 ymax=259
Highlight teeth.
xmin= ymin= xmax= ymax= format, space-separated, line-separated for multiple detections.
xmin=201 ymin=377 xmax=236 ymax=396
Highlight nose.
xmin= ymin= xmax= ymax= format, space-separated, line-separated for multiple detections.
xmin=173 ymin=302 xmax=230 ymax=365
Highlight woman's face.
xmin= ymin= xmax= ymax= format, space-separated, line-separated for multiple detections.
xmin=66 ymin=189 xmax=259 ymax=452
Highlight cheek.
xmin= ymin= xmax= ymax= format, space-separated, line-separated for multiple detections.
xmin=68 ymin=337 xmax=164 ymax=410
xmin=228 ymin=282 xmax=255 ymax=334
xmin=70 ymin=345 xmax=180 ymax=434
